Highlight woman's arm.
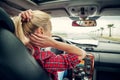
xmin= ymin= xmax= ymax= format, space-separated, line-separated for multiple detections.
xmin=30 ymin=34 xmax=86 ymax=60
xmin=52 ymin=39 xmax=86 ymax=60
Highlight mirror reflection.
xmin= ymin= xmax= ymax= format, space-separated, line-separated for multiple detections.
xmin=72 ymin=20 xmax=96 ymax=27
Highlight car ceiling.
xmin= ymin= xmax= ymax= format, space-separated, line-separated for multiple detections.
xmin=0 ymin=0 xmax=120 ymax=17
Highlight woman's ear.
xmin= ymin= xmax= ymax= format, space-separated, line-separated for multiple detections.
xmin=35 ymin=27 xmax=44 ymax=34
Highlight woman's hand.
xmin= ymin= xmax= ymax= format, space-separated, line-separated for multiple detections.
xmin=29 ymin=34 xmax=56 ymax=48
xmin=20 ymin=9 xmax=33 ymax=22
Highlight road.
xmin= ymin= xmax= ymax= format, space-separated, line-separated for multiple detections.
xmin=67 ymin=34 xmax=120 ymax=52
xmin=92 ymin=36 xmax=120 ymax=52
xmin=94 ymin=42 xmax=120 ymax=52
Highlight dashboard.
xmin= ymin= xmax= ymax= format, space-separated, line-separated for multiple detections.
xmin=65 ymin=52 xmax=120 ymax=80
xmin=71 ymin=53 xmax=94 ymax=80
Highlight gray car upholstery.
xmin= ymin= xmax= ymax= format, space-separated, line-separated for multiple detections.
xmin=0 ymin=7 xmax=50 ymax=80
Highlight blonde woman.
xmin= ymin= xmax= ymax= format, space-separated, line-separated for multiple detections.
xmin=12 ymin=10 xmax=86 ymax=80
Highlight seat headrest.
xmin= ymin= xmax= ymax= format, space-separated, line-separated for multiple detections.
xmin=0 ymin=7 xmax=15 ymax=33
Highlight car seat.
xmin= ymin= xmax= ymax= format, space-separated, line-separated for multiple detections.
xmin=0 ymin=7 xmax=51 ymax=80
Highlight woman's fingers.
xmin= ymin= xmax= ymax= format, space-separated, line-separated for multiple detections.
xmin=30 ymin=34 xmax=44 ymax=41
xmin=25 ymin=9 xmax=33 ymax=21
xmin=34 ymin=33 xmax=45 ymax=38
xmin=29 ymin=34 xmax=50 ymax=48
xmin=30 ymin=39 xmax=46 ymax=48
xmin=20 ymin=12 xmax=26 ymax=21
xmin=31 ymin=34 xmax=47 ymax=41
xmin=20 ymin=9 xmax=33 ymax=22
xmin=29 ymin=36 xmax=43 ymax=47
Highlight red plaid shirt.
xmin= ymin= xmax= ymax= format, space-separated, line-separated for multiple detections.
xmin=32 ymin=46 xmax=81 ymax=80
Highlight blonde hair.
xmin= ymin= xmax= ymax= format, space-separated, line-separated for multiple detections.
xmin=12 ymin=10 xmax=51 ymax=53
xmin=13 ymin=10 xmax=50 ymax=44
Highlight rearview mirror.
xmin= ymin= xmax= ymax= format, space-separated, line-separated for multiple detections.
xmin=72 ymin=20 xmax=97 ymax=27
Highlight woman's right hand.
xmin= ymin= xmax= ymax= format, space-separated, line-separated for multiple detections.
xmin=20 ymin=9 xmax=33 ymax=22
xmin=29 ymin=34 xmax=56 ymax=48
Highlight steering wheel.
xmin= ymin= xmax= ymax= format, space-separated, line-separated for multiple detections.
xmin=50 ymin=35 xmax=66 ymax=55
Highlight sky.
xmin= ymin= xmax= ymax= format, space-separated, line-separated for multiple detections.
xmin=51 ymin=16 xmax=120 ymax=36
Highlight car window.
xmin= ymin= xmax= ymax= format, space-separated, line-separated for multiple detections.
xmin=51 ymin=16 xmax=120 ymax=52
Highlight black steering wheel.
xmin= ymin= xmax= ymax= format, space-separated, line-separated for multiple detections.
xmin=51 ymin=35 xmax=66 ymax=55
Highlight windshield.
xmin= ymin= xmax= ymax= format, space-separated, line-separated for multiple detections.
xmin=51 ymin=16 xmax=120 ymax=53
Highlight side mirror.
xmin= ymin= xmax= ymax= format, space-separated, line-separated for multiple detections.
xmin=72 ymin=20 xmax=97 ymax=27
